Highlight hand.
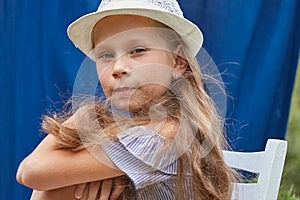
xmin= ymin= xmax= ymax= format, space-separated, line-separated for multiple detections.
xmin=74 ymin=177 xmax=127 ymax=200
xmin=74 ymin=181 xmax=100 ymax=200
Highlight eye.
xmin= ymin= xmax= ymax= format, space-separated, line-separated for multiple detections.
xmin=96 ymin=52 xmax=114 ymax=61
xmin=130 ymin=47 xmax=146 ymax=55
xmin=101 ymin=52 xmax=113 ymax=59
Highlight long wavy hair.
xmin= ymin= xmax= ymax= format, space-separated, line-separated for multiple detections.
xmin=42 ymin=21 xmax=236 ymax=200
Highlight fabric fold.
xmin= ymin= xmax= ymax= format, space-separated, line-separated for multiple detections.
xmin=99 ymin=126 xmax=178 ymax=189
xmin=117 ymin=126 xmax=178 ymax=173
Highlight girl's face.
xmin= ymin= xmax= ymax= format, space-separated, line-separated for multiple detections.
xmin=93 ymin=15 xmax=181 ymax=111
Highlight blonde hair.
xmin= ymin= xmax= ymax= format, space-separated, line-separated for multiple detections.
xmin=42 ymin=19 xmax=236 ymax=200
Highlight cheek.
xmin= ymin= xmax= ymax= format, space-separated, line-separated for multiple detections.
xmin=135 ymin=64 xmax=173 ymax=88
xmin=139 ymin=84 xmax=169 ymax=99
xmin=134 ymin=68 xmax=172 ymax=102
xmin=99 ymin=79 xmax=110 ymax=97
xmin=97 ymin=64 xmax=112 ymax=97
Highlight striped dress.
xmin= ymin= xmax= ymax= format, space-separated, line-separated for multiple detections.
xmin=100 ymin=126 xmax=193 ymax=199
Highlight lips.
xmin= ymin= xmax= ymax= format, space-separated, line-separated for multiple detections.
xmin=112 ymin=87 xmax=136 ymax=96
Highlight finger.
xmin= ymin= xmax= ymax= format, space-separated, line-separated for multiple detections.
xmin=74 ymin=183 xmax=87 ymax=199
xmin=109 ymin=177 xmax=127 ymax=200
xmin=99 ymin=179 xmax=113 ymax=200
xmin=109 ymin=185 xmax=126 ymax=200
xmin=88 ymin=181 xmax=101 ymax=200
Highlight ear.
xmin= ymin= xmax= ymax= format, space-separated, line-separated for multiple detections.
xmin=172 ymin=45 xmax=188 ymax=78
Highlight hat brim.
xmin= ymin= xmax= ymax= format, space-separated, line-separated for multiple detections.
xmin=67 ymin=5 xmax=203 ymax=58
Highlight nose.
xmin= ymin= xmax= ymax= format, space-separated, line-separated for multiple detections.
xmin=111 ymin=55 xmax=130 ymax=79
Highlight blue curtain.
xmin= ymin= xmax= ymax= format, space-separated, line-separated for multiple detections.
xmin=0 ymin=0 xmax=299 ymax=199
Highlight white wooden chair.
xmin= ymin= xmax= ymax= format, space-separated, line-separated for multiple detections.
xmin=223 ymin=139 xmax=288 ymax=200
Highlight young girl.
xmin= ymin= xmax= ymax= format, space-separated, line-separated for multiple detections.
xmin=17 ymin=0 xmax=236 ymax=199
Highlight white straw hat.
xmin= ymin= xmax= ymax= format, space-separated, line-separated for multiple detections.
xmin=67 ymin=0 xmax=203 ymax=57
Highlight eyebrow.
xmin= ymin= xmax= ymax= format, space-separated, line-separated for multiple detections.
xmin=94 ymin=44 xmax=110 ymax=52
xmin=94 ymin=38 xmax=154 ymax=52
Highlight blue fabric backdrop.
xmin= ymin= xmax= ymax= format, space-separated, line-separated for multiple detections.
xmin=0 ymin=0 xmax=299 ymax=199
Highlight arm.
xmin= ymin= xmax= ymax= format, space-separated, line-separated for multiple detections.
xmin=16 ymin=134 xmax=124 ymax=191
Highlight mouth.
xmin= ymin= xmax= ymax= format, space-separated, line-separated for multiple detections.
xmin=112 ymin=87 xmax=136 ymax=96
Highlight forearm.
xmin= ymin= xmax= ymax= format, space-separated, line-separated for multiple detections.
xmin=17 ymin=134 xmax=124 ymax=191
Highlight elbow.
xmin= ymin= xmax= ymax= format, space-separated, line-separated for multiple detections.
xmin=16 ymin=163 xmax=24 ymax=185
xmin=16 ymin=158 xmax=49 ymax=191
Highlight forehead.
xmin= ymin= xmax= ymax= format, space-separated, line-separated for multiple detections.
xmin=94 ymin=27 xmax=170 ymax=52
xmin=92 ymin=15 xmax=168 ymax=46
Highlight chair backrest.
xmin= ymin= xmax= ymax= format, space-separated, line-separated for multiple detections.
xmin=223 ymin=139 xmax=287 ymax=200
